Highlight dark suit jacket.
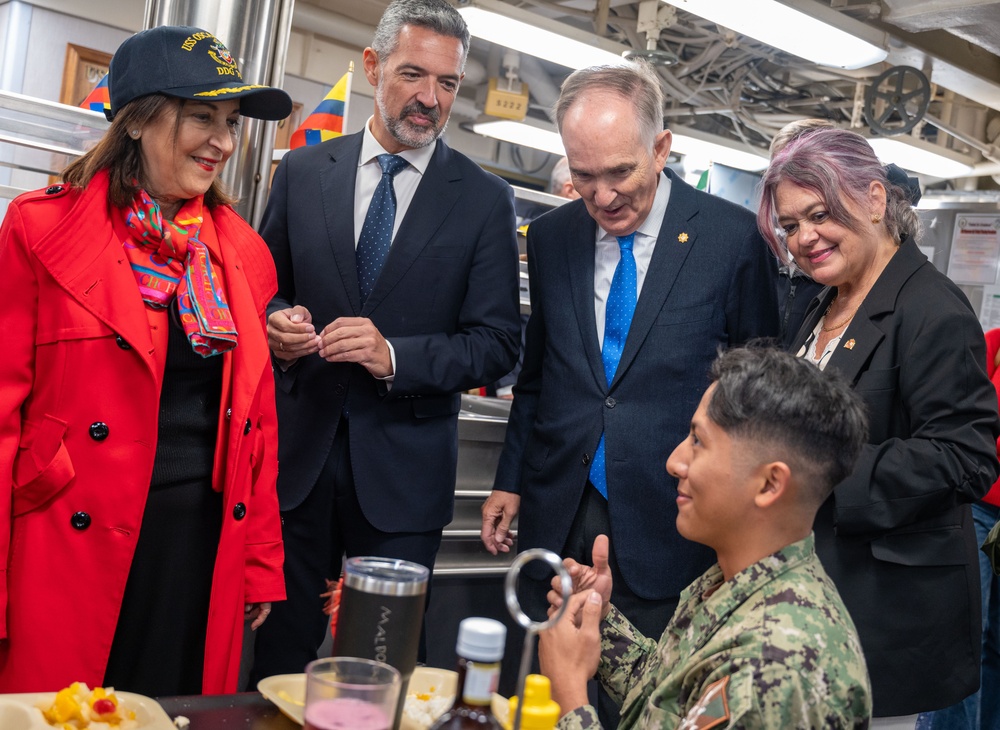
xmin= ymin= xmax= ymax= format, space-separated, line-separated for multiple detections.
xmin=789 ymin=238 xmax=1000 ymax=715
xmin=494 ymin=170 xmax=780 ymax=600
xmin=260 ymin=131 xmax=521 ymax=530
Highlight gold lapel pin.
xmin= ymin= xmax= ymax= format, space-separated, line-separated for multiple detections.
xmin=844 ymin=339 xmax=856 ymax=350
xmin=678 ymin=232 xmax=689 ymax=243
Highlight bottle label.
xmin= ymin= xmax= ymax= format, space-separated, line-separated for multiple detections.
xmin=462 ymin=661 xmax=500 ymax=705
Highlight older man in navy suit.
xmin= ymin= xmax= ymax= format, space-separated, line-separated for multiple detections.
xmin=481 ymin=61 xmax=779 ymax=725
xmin=252 ymin=0 xmax=521 ymax=679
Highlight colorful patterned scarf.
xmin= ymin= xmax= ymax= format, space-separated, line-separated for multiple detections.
xmin=122 ymin=189 xmax=238 ymax=357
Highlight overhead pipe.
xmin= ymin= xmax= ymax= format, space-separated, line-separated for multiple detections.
xmin=972 ymin=161 xmax=1000 ymax=177
xmin=517 ymin=54 xmax=562 ymax=121
xmin=292 ymin=4 xmax=374 ymax=50
xmin=924 ymin=112 xmax=1000 ymax=165
xmin=451 ymin=96 xmax=482 ymax=120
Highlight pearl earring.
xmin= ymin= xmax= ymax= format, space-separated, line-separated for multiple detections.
xmin=131 ymin=129 xmax=140 ymax=138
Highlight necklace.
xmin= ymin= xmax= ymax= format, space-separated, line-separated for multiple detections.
xmin=820 ymin=243 xmax=895 ymax=334
xmin=821 ymin=296 xmax=859 ymax=333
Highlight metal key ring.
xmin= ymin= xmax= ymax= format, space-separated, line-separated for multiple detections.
xmin=504 ymin=548 xmax=573 ymax=631
xmin=504 ymin=549 xmax=573 ymax=730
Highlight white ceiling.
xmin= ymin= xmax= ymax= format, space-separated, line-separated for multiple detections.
xmin=884 ymin=0 xmax=1000 ymax=56
xmin=24 ymin=0 xmax=1000 ymax=182
xmin=293 ymin=0 xmax=1000 ymax=179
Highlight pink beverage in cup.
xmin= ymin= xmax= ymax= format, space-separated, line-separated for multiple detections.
xmin=304 ymin=698 xmax=391 ymax=730
xmin=304 ymin=658 xmax=400 ymax=730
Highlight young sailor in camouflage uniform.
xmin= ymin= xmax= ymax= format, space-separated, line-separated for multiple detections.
xmin=539 ymin=346 xmax=873 ymax=729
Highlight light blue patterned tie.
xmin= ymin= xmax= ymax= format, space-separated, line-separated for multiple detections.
xmin=357 ymin=153 xmax=408 ymax=306
xmin=589 ymin=233 xmax=637 ymax=499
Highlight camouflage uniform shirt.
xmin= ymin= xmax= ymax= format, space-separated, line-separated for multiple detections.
xmin=556 ymin=534 xmax=871 ymax=729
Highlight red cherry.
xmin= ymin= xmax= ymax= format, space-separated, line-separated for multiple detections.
xmin=93 ymin=699 xmax=116 ymax=715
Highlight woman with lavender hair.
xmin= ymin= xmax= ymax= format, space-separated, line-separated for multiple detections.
xmin=757 ymin=128 xmax=999 ymax=729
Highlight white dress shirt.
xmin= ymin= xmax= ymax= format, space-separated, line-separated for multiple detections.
xmin=593 ymin=171 xmax=672 ymax=345
xmin=354 ymin=117 xmax=436 ymax=245
xmin=799 ymin=318 xmax=841 ymax=371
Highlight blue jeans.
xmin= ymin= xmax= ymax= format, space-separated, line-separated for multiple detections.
xmin=917 ymin=502 xmax=1000 ymax=730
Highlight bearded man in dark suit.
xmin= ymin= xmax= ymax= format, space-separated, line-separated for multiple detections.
xmin=252 ymin=0 xmax=521 ymax=679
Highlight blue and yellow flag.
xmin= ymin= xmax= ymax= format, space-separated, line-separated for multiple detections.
xmin=79 ymin=74 xmax=110 ymax=115
xmin=291 ymin=66 xmax=353 ymax=149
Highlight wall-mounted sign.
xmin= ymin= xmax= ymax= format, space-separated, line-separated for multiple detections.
xmin=946 ymin=214 xmax=1000 ymax=286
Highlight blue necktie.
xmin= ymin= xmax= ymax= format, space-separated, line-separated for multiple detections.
xmin=357 ymin=154 xmax=408 ymax=306
xmin=589 ymin=234 xmax=637 ymax=499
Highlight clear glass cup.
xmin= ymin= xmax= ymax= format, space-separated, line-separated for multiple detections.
xmin=304 ymin=657 xmax=401 ymax=730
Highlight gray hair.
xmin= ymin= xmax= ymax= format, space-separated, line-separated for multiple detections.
xmin=555 ymin=61 xmax=663 ymax=148
xmin=372 ymin=0 xmax=471 ymax=69
xmin=707 ymin=345 xmax=868 ymax=503
xmin=758 ymin=128 xmax=922 ymax=258
xmin=549 ymin=156 xmax=571 ymax=194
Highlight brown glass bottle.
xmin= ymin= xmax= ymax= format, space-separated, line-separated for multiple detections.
xmin=429 ymin=617 xmax=506 ymax=729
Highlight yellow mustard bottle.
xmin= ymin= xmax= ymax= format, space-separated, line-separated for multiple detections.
xmin=504 ymin=674 xmax=560 ymax=730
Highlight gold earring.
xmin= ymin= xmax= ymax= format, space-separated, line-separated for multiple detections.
xmin=872 ymin=213 xmax=882 ymax=224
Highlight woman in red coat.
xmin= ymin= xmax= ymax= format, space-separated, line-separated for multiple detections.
xmin=0 ymin=26 xmax=291 ymax=695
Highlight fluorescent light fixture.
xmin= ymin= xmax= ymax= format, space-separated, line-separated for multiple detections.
xmin=471 ymin=118 xmax=566 ymax=156
xmin=458 ymin=0 xmax=628 ymax=70
xmin=670 ymin=126 xmax=770 ymax=172
xmin=470 ymin=118 xmax=770 ymax=174
xmin=661 ymin=0 xmax=888 ymax=70
xmin=867 ymin=136 xmax=976 ymax=179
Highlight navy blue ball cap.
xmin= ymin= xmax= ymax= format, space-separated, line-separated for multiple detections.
xmin=107 ymin=25 xmax=292 ymax=122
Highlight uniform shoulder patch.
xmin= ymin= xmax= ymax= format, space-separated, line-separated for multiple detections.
xmin=679 ymin=676 xmax=731 ymax=730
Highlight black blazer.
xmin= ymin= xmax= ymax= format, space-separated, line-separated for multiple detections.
xmin=495 ymin=170 xmax=780 ymax=600
xmin=790 ymin=238 xmax=1000 ymax=715
xmin=260 ymin=132 xmax=521 ymax=529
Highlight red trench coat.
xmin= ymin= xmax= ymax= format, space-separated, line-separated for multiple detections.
xmin=0 ymin=171 xmax=284 ymax=693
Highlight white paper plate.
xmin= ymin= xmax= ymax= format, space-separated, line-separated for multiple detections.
xmin=258 ymin=667 xmax=461 ymax=729
xmin=256 ymin=673 xmax=307 ymax=725
xmin=399 ymin=668 xmax=457 ymax=730
xmin=0 ymin=691 xmax=174 ymax=729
